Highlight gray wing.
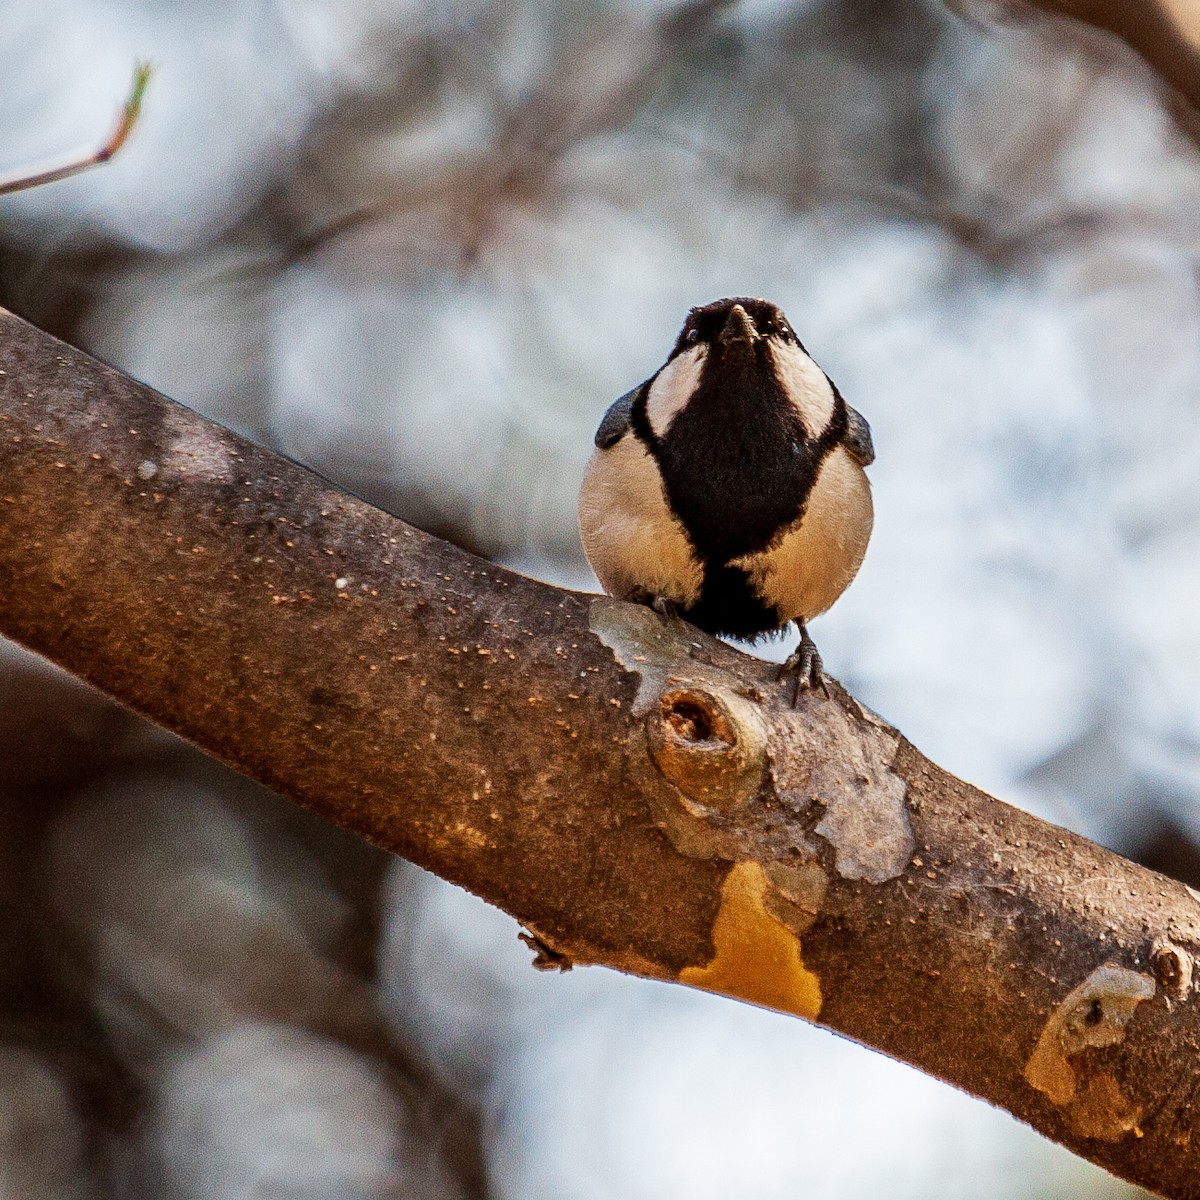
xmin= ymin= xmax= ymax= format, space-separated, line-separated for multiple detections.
xmin=594 ymin=386 xmax=641 ymax=450
xmin=843 ymin=405 xmax=875 ymax=466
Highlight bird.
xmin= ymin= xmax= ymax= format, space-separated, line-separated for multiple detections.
xmin=578 ymin=296 xmax=874 ymax=699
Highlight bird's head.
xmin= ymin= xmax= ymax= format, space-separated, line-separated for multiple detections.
xmin=646 ymin=296 xmax=842 ymax=444
xmin=671 ymin=296 xmax=799 ymax=359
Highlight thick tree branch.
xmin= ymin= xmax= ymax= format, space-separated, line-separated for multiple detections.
xmin=2 ymin=309 xmax=1200 ymax=1196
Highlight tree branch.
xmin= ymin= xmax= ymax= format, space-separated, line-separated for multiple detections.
xmin=0 ymin=62 xmax=151 ymax=197
xmin=1029 ymin=0 xmax=1200 ymax=121
xmin=2 ymin=308 xmax=1200 ymax=1197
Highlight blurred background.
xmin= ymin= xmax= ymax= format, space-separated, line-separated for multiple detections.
xmin=3 ymin=0 xmax=1200 ymax=1195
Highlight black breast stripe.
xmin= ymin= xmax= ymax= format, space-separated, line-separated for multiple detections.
xmin=683 ymin=563 xmax=781 ymax=641
xmin=652 ymin=342 xmax=824 ymax=562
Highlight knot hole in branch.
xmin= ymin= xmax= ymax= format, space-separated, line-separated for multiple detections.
xmin=1151 ymin=937 xmax=1194 ymax=1004
xmin=647 ymin=683 xmax=768 ymax=810
xmin=663 ymin=694 xmax=729 ymax=746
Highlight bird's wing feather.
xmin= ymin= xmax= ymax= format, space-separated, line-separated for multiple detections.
xmin=594 ymin=386 xmax=641 ymax=449
xmin=843 ymin=405 xmax=875 ymax=466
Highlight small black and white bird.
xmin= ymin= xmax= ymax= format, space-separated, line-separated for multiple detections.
xmin=578 ymin=296 xmax=874 ymax=696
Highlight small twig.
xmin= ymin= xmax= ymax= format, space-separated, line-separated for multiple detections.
xmin=0 ymin=61 xmax=151 ymax=198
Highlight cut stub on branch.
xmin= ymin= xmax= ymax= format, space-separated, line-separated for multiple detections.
xmin=4 ymin=306 xmax=1200 ymax=1197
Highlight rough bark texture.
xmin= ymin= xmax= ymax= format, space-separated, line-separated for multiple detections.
xmin=3 ymin=308 xmax=1200 ymax=1196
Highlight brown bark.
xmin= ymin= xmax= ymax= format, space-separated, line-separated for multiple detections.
xmin=2 ymin=307 xmax=1200 ymax=1196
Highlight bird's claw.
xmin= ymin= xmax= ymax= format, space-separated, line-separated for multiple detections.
xmin=651 ymin=596 xmax=680 ymax=621
xmin=778 ymin=627 xmax=826 ymax=706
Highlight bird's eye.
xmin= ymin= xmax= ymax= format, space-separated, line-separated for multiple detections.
xmin=686 ymin=328 xmax=700 ymax=344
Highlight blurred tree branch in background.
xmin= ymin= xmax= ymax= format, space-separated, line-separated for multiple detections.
xmin=4 ymin=308 xmax=1200 ymax=1199
xmin=1032 ymin=0 xmax=1200 ymax=130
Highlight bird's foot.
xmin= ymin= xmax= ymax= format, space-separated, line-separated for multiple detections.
xmin=777 ymin=625 xmax=826 ymax=706
xmin=651 ymin=596 xmax=680 ymax=621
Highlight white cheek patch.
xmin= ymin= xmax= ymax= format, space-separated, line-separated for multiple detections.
xmin=770 ymin=341 xmax=836 ymax=438
xmin=645 ymin=345 xmax=706 ymax=439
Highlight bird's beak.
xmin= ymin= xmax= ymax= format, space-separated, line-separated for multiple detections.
xmin=718 ymin=304 xmax=758 ymax=345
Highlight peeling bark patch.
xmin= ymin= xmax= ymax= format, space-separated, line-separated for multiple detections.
xmin=774 ymin=699 xmax=912 ymax=883
xmin=1025 ymin=963 xmax=1155 ymax=1129
xmin=589 ymin=597 xmax=728 ymax=714
xmin=1066 ymin=1074 xmax=1144 ymax=1143
xmin=763 ymin=860 xmax=828 ymax=933
xmin=680 ymin=861 xmax=822 ymax=1019
xmin=163 ymin=406 xmax=235 ymax=482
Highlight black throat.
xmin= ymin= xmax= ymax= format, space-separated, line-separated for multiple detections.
xmin=637 ymin=339 xmax=833 ymax=564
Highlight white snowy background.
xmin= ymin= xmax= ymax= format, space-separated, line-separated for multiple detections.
xmin=1 ymin=0 xmax=1196 ymax=1195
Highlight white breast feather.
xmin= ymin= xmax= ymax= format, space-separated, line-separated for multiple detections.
xmin=733 ymin=445 xmax=873 ymax=621
xmin=578 ymin=433 xmax=703 ymax=606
